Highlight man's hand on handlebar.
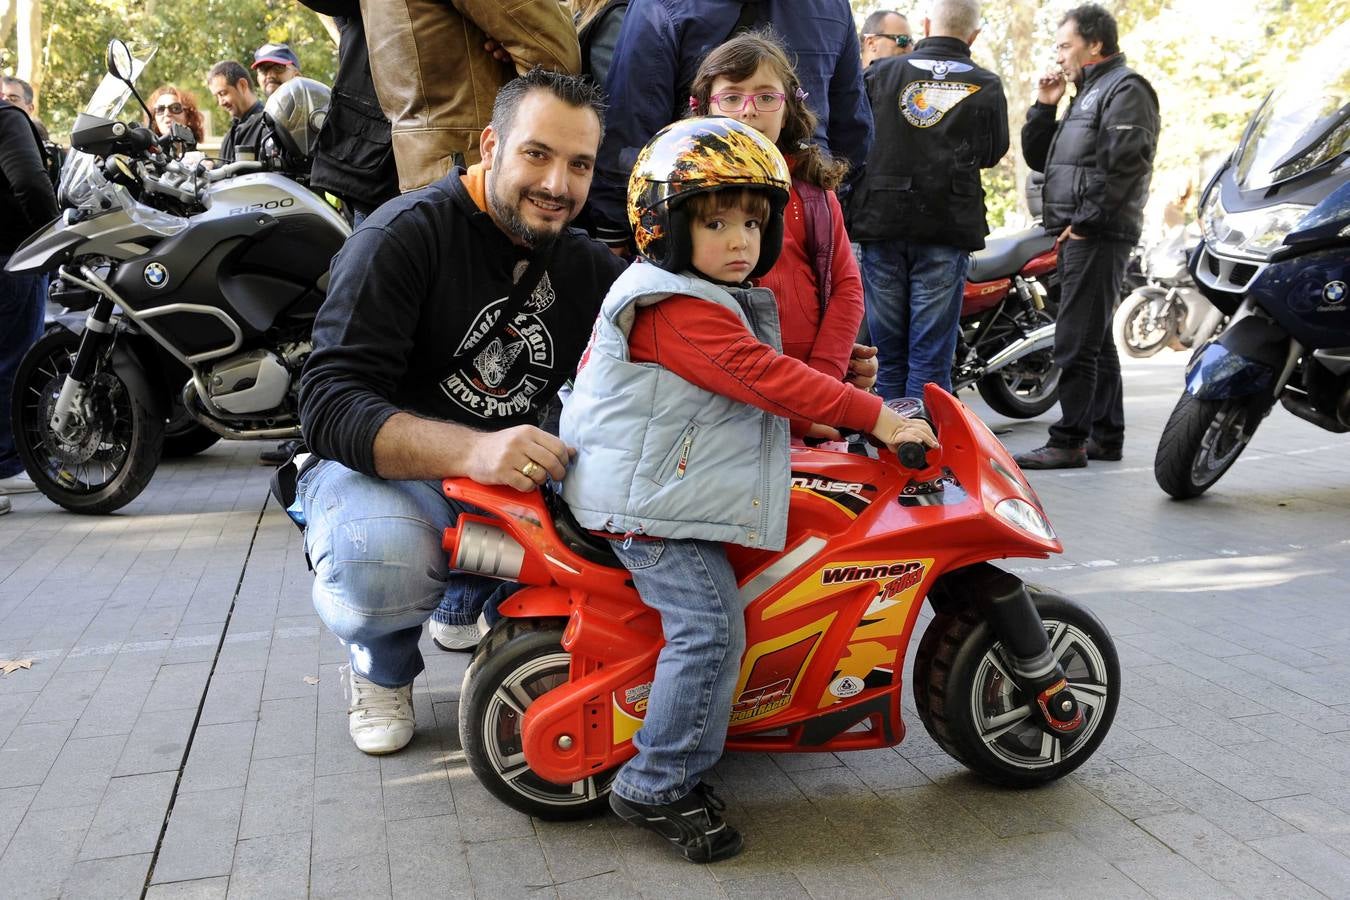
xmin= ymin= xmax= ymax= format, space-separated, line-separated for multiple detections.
xmin=463 ymin=424 xmax=574 ymax=493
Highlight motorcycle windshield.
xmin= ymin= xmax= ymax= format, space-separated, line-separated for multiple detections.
xmin=1235 ymin=25 xmax=1350 ymax=191
xmin=59 ymin=43 xmax=157 ymax=208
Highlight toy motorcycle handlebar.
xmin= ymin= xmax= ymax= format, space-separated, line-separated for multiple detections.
xmin=897 ymin=442 xmax=929 ymax=470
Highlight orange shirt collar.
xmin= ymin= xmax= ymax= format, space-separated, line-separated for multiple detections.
xmin=460 ymin=163 xmax=489 ymax=213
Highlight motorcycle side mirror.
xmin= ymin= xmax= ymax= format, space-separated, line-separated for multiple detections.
xmin=102 ymin=39 xmax=155 ymax=137
xmin=106 ymin=40 xmax=134 ymax=82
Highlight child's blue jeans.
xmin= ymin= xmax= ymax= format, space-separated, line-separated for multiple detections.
xmin=610 ymin=537 xmax=746 ymax=805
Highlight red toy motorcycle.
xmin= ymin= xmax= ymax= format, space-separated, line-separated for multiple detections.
xmin=447 ymin=386 xmax=1118 ymax=819
xmin=955 ymin=226 xmax=1062 ymax=418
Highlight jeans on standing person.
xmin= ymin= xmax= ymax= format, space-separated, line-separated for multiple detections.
xmin=609 ymin=537 xmax=746 ymax=805
xmin=858 ymin=240 xmax=970 ymax=400
xmin=1046 ymin=238 xmax=1131 ymax=450
xmin=0 ymin=258 xmax=46 ymax=478
xmin=299 ymin=459 xmax=519 ymax=687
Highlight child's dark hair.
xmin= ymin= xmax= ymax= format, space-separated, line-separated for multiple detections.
xmin=682 ymin=188 xmax=771 ymax=224
xmin=688 ymin=30 xmax=848 ymax=191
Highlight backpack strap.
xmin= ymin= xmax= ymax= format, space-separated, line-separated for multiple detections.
xmin=794 ymin=178 xmax=835 ymax=315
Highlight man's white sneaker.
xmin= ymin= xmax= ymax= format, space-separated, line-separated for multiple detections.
xmin=0 ymin=496 xmax=10 ymax=515
xmin=343 ymin=666 xmax=415 ymax=755
xmin=429 ymin=618 xmax=483 ymax=652
xmin=0 ymin=472 xmax=37 ymax=494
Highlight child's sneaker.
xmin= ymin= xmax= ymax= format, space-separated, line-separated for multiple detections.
xmin=609 ymin=783 xmax=744 ymax=863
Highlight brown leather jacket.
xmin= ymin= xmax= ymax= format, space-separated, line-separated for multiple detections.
xmin=360 ymin=0 xmax=582 ymax=192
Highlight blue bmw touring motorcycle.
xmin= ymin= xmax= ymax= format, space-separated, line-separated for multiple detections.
xmin=1153 ymin=31 xmax=1350 ymax=499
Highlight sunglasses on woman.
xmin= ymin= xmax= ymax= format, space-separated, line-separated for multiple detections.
xmin=154 ymin=102 xmax=185 ymax=116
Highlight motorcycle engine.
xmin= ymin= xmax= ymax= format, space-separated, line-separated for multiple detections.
xmin=206 ymin=350 xmax=291 ymax=414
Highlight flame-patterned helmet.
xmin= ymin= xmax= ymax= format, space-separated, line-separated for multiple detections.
xmin=627 ymin=116 xmax=791 ymax=278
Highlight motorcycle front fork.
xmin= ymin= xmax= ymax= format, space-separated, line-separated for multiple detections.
xmin=936 ymin=563 xmax=1085 ymax=735
xmin=49 ymin=295 xmax=117 ymax=442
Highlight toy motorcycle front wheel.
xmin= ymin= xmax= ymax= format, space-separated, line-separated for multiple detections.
xmin=913 ymin=590 xmax=1119 ymax=787
xmin=459 ymin=619 xmax=616 ymax=819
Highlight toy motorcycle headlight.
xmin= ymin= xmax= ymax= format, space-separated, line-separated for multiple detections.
xmin=1202 ymin=191 xmax=1313 ymax=261
xmin=994 ymin=498 xmax=1056 ymax=540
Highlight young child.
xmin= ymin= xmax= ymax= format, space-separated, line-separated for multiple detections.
xmin=689 ymin=31 xmax=864 ymax=383
xmin=560 ymin=117 xmax=936 ymax=863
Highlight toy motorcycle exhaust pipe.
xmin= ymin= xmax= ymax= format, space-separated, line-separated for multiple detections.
xmin=936 ymin=563 xmax=1084 ymax=734
xmin=981 ymin=323 xmax=1057 ymax=376
xmin=442 ymin=516 xmax=549 ymax=585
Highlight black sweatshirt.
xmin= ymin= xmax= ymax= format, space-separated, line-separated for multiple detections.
xmin=0 ymin=102 xmax=58 ymax=254
xmin=299 ymin=169 xmax=626 ymax=476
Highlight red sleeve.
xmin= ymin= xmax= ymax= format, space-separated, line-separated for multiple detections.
xmin=805 ymin=190 xmax=865 ymax=378
xmin=627 ymin=295 xmax=882 ymax=432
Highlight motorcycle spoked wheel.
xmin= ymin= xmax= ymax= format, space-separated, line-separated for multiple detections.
xmin=975 ymin=350 xmax=1062 ymax=419
xmin=1153 ymin=392 xmax=1269 ymax=499
xmin=12 ymin=328 xmax=164 ymax=514
xmin=1113 ymin=291 xmax=1179 ymax=359
xmin=912 ymin=590 xmax=1119 ymax=788
xmin=460 ymin=619 xmax=618 ymax=820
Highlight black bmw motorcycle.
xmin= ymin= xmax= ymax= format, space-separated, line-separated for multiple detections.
xmin=5 ymin=40 xmax=349 ymax=513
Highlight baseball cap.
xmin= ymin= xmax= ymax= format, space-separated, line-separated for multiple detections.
xmin=252 ymin=43 xmax=301 ymax=70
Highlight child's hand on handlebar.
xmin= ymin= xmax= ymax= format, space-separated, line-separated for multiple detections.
xmin=870 ymin=405 xmax=939 ymax=456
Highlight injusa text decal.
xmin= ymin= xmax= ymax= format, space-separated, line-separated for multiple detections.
xmin=790 ymin=470 xmax=876 ymax=517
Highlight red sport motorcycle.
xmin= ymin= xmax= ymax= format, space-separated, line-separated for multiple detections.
xmin=955 ymin=226 xmax=1063 ymax=418
xmin=447 ymin=386 xmax=1119 ymax=819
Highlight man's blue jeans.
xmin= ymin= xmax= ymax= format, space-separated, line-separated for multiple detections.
xmin=0 ymin=259 xmax=46 ymax=478
xmin=298 ymin=459 xmax=517 ymax=687
xmin=859 ymin=240 xmax=970 ymax=400
xmin=610 ymin=537 xmax=746 ymax=805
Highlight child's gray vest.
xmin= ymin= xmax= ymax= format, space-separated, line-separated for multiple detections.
xmin=561 ymin=262 xmax=791 ymax=550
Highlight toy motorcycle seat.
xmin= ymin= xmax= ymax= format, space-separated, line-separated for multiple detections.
xmin=545 ymin=490 xmax=622 ymax=566
xmin=968 ymin=228 xmax=1057 ymax=282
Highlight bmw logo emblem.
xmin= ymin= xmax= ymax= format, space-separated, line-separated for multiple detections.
xmin=144 ymin=263 xmax=168 ymax=288
xmin=1324 ymin=281 xmax=1347 ymax=304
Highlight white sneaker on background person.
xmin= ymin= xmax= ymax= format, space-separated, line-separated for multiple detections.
xmin=342 ymin=665 xmax=415 ymax=754
xmin=0 ymin=496 xmax=10 ymax=515
xmin=0 ymin=471 xmax=38 ymax=494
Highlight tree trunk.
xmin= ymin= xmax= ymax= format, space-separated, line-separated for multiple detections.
xmin=15 ymin=0 xmax=42 ymax=113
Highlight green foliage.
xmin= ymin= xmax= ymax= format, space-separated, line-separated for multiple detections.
xmin=850 ymin=0 xmax=1342 ymax=232
xmin=4 ymin=0 xmax=335 ymax=139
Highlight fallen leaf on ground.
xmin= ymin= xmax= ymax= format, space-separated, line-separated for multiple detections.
xmin=303 ymin=675 xmax=319 ymax=685
xmin=0 ymin=659 xmax=35 ymax=676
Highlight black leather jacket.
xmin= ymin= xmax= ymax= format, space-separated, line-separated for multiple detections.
xmin=848 ymin=36 xmax=1009 ymax=250
xmin=1022 ymin=54 xmax=1159 ymax=243
xmin=0 ymin=101 xmax=58 ymax=254
xmin=296 ymin=0 xmax=399 ymax=211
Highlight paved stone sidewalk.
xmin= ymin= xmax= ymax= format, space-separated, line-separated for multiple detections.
xmin=2 ymin=351 xmax=1349 ymax=898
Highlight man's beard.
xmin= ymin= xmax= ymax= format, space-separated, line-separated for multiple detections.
xmin=488 ymin=181 xmax=574 ymax=249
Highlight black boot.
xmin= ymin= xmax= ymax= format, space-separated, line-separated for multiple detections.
xmin=258 ymin=439 xmax=304 ymax=466
xmin=1013 ymin=444 xmax=1087 ymax=470
xmin=609 ymin=783 xmax=744 ymax=863
xmin=1086 ymin=439 xmax=1123 ymax=461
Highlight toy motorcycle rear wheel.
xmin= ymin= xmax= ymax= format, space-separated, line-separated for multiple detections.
xmin=913 ymin=589 xmax=1118 ymax=787
xmin=460 ymin=619 xmax=617 ymax=820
